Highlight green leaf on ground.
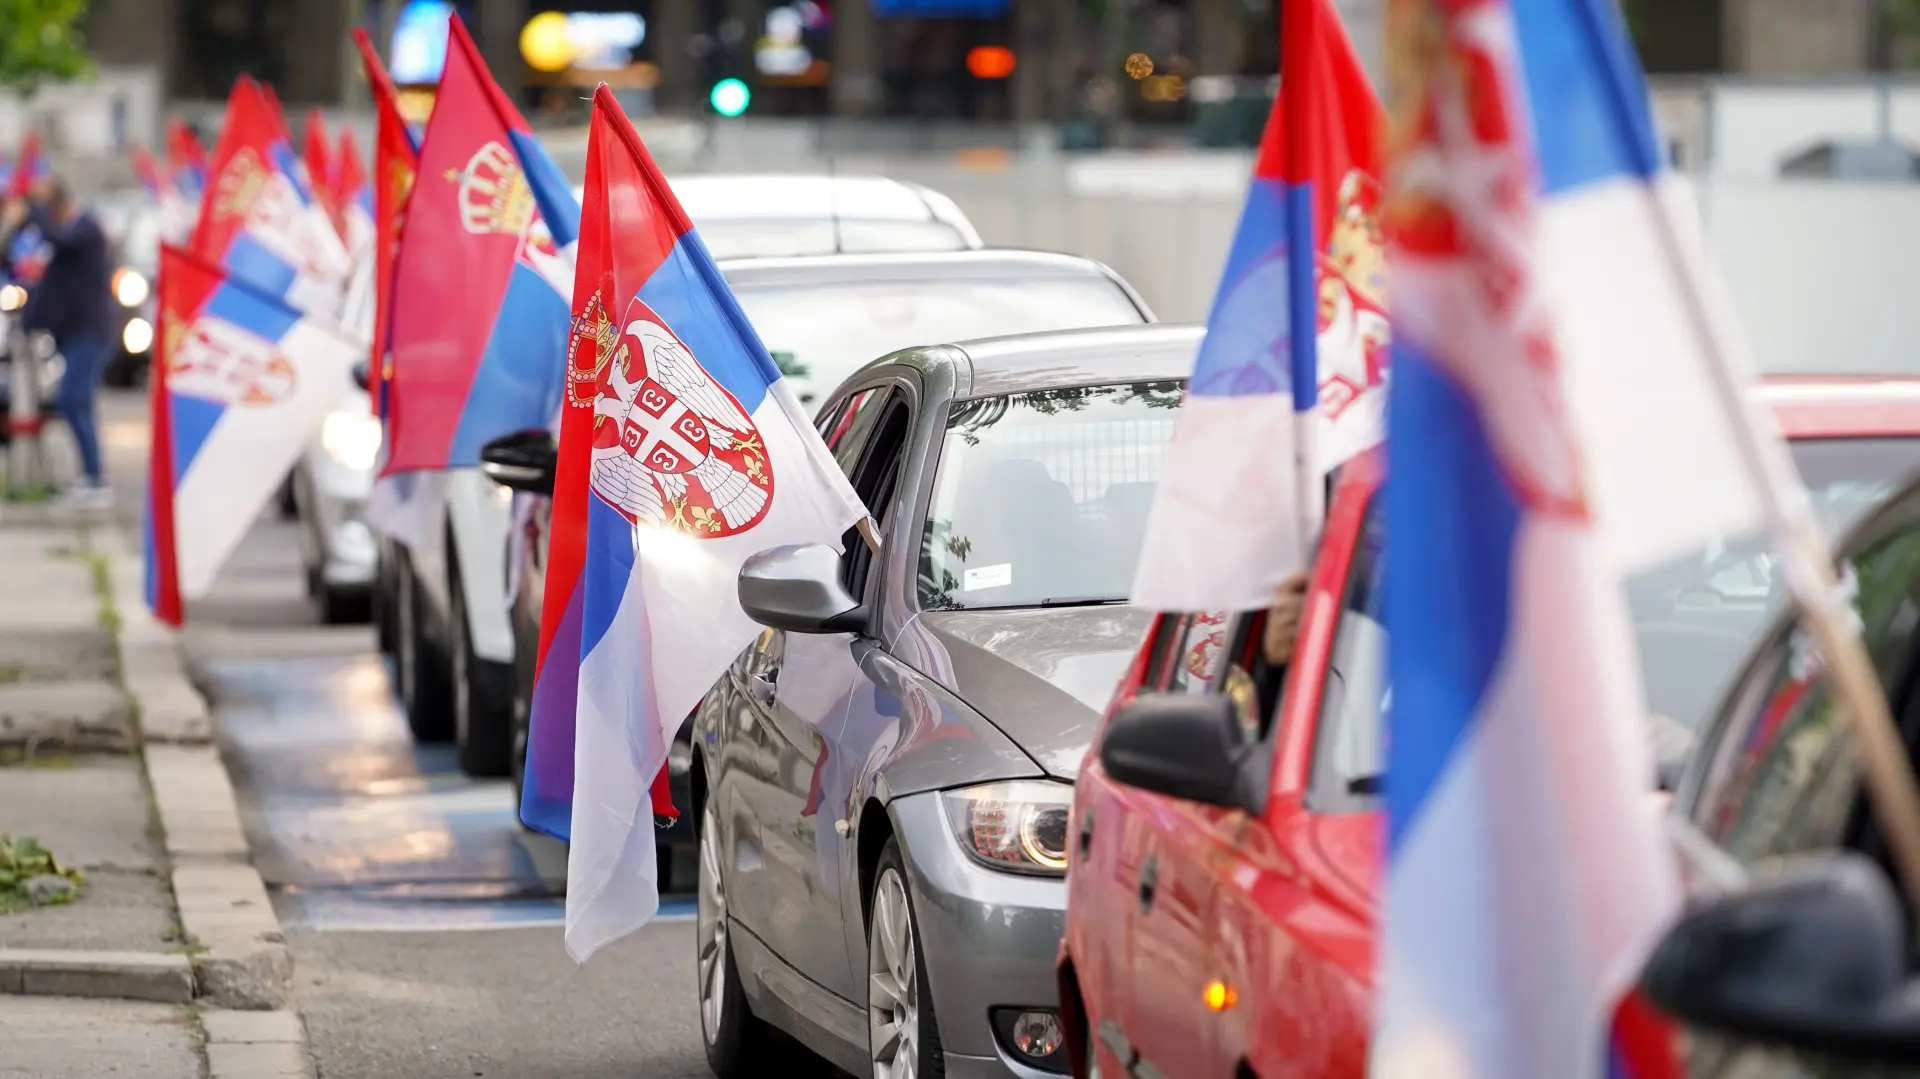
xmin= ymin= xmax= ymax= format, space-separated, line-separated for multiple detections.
xmin=0 ymin=833 xmax=85 ymax=912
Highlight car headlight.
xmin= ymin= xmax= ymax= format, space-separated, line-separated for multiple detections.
xmin=113 ymin=268 xmax=150 ymax=308
xmin=0 ymin=284 xmax=25 ymax=312
xmin=122 ymin=317 xmax=154 ymax=354
xmin=321 ymin=409 xmax=383 ymax=472
xmin=942 ymin=779 xmax=1073 ymax=876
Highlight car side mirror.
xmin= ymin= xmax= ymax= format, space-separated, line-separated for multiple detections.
xmin=1098 ymin=693 xmax=1262 ymax=815
xmin=351 ymin=360 xmax=370 ymax=391
xmin=738 ymin=543 xmax=868 ymax=635
xmin=1641 ymin=852 xmax=1920 ymax=1062
xmin=478 ymin=429 xmax=557 ymax=496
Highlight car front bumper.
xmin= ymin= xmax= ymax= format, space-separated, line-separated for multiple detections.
xmin=297 ymin=445 xmax=377 ymax=589
xmin=892 ymin=792 xmax=1072 ymax=1078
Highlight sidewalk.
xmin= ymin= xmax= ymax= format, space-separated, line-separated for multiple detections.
xmin=0 ymin=498 xmax=314 ymax=1079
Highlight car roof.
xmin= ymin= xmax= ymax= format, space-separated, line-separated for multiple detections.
xmin=569 ymin=173 xmax=972 ymax=227
xmin=943 ymin=324 xmax=1206 ymax=398
xmin=1757 ymin=374 xmax=1920 ymax=440
xmin=715 ymin=248 xmax=1133 ymax=292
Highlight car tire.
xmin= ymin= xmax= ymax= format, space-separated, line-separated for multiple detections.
xmin=509 ymin=651 xmax=531 ymax=820
xmin=310 ymin=569 xmax=370 ymax=625
xmin=449 ymin=542 xmax=514 ymax=777
xmin=395 ymin=550 xmax=453 ymax=742
xmin=698 ymin=793 xmax=779 ymax=1078
xmin=372 ymin=549 xmax=397 ymax=656
xmin=868 ymin=836 xmax=946 ymax=1079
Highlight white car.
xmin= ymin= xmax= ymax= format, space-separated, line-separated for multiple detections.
xmin=293 ymin=382 xmax=383 ymax=622
xmin=374 ymin=174 xmax=989 ymax=776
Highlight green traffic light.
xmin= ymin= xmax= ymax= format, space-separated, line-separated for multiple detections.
xmin=710 ymin=78 xmax=750 ymax=117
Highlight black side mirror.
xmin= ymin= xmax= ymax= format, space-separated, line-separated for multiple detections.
xmin=1641 ymin=852 xmax=1920 ymax=1062
xmin=478 ymin=429 xmax=557 ymax=496
xmin=1098 ymin=693 xmax=1262 ymax=814
xmin=737 ymin=543 xmax=867 ymax=635
xmin=351 ymin=360 xmax=370 ymax=391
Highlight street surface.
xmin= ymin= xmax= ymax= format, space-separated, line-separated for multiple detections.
xmin=96 ymin=388 xmax=746 ymax=1079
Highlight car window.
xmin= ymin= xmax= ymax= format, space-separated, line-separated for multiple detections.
xmin=842 ymin=399 xmax=911 ymax=602
xmin=918 ymin=381 xmax=1183 ymax=610
xmin=822 ymin=387 xmax=892 ymax=477
xmin=731 ymin=277 xmax=1149 ymax=411
xmin=1687 ymin=516 xmax=1920 ymax=873
xmin=1309 ymin=502 xmax=1387 ymax=812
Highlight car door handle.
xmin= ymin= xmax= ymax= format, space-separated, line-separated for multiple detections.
xmin=750 ymin=669 xmax=778 ymax=704
xmin=1138 ymin=856 xmax=1158 ymax=913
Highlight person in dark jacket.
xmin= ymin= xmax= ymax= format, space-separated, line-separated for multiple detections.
xmin=2 ymin=175 xmax=116 ymax=505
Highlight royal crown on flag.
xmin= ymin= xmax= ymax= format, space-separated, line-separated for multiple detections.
xmin=1321 ymin=171 xmax=1385 ymax=311
xmin=568 ymin=288 xmax=618 ymax=410
xmin=212 ymin=147 xmax=269 ymax=222
xmin=446 ymin=141 xmax=534 ymax=237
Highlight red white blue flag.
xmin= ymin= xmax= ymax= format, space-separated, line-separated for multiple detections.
xmin=144 ymin=245 xmax=359 ymax=624
xmin=1131 ymin=0 xmax=1387 ymax=612
xmin=350 ymin=26 xmax=419 ymax=422
xmin=1374 ymin=0 xmax=1775 ymax=1075
xmin=166 ymin=118 xmax=208 ymax=212
xmin=522 ymin=86 xmax=866 ymax=960
xmin=193 ymin=78 xmax=353 ymax=321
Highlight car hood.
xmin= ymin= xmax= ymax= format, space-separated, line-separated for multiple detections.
xmin=912 ymin=605 xmax=1152 ymax=780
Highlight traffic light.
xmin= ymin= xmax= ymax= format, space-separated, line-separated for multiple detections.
xmin=709 ymin=78 xmax=750 ymax=117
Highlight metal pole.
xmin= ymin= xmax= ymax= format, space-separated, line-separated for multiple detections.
xmin=5 ymin=321 xmax=46 ymax=498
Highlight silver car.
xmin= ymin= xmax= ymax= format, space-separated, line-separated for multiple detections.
xmin=693 ymin=323 xmax=1202 ymax=1079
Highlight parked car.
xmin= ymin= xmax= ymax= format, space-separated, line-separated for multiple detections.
xmin=482 ymin=248 xmax=1157 ymax=888
xmin=687 ymin=323 xmax=1201 ymax=1079
xmin=1057 ymin=375 xmax=1920 ymax=1079
xmin=90 ymin=193 xmax=161 ymax=388
xmin=292 ymin=366 xmax=382 ymax=623
xmin=374 ymin=174 xmax=996 ymax=773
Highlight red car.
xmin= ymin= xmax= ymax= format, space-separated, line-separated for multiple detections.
xmin=1056 ymin=375 xmax=1920 ymax=1079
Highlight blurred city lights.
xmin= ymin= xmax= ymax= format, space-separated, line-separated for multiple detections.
xmin=520 ymin=11 xmax=575 ymax=72
xmin=710 ymin=78 xmax=751 ymax=117
xmin=966 ymin=46 xmax=1017 ymax=79
xmin=1124 ymin=52 xmax=1154 ymax=80
xmin=756 ymin=6 xmax=812 ymax=76
xmin=1140 ymin=74 xmax=1187 ymax=102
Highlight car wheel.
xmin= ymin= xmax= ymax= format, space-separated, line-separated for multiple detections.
xmin=698 ymin=796 xmax=777 ymax=1077
xmin=449 ymin=543 xmax=513 ymax=776
xmin=395 ymin=551 xmax=453 ymax=742
xmin=509 ymin=655 xmax=531 ymax=818
xmin=869 ymin=836 xmax=944 ymax=1079
xmin=373 ymin=545 xmax=398 ymax=656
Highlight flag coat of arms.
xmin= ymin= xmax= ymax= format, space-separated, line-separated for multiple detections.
xmin=1130 ymin=0 xmax=1388 ymax=613
xmin=144 ymin=245 xmax=360 ymax=625
xmin=379 ymin=16 xmax=579 ymax=478
xmin=524 ymin=85 xmax=867 ymax=961
xmin=1374 ymin=0 xmax=1776 ymax=1075
xmin=193 ymin=78 xmax=353 ymax=322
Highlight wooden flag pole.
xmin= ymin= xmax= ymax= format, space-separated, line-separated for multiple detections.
xmin=856 ymin=516 xmax=883 ymax=558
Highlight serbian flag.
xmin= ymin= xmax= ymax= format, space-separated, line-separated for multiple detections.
xmin=352 ymin=26 xmax=419 ymax=421
xmin=1371 ymin=0 xmax=1788 ymax=1075
xmin=143 ymin=245 xmax=360 ymax=624
xmin=192 ymin=78 xmax=353 ymax=321
xmin=524 ymin=86 xmax=866 ymax=960
xmin=379 ymin=16 xmax=578 ymax=477
xmin=1129 ymin=0 xmax=1386 ymax=613
xmin=333 ymin=130 xmax=378 ymax=348
xmin=166 ymin=117 xmax=208 ymax=211
xmin=4 ymin=131 xmax=45 ymax=199
xmin=135 ymin=146 xmax=195 ymax=245
xmin=301 ymin=108 xmax=340 ymax=227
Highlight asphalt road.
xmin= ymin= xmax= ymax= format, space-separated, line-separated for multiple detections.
xmin=96 ymin=389 xmax=734 ymax=1079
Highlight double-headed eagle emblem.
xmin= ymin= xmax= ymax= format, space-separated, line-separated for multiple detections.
xmin=577 ymin=294 xmax=774 ymax=538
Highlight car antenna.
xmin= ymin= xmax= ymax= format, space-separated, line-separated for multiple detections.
xmin=826 ymin=154 xmax=843 ymax=255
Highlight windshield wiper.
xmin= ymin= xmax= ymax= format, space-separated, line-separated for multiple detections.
xmin=1037 ymin=596 xmax=1128 ymax=608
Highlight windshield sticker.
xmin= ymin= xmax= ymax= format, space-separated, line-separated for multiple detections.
xmin=962 ymin=563 xmax=1013 ymax=591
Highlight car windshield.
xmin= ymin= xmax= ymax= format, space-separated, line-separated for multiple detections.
xmin=919 ymin=381 xmax=1185 ymax=610
xmin=1320 ymin=435 xmax=1920 ymax=800
xmin=730 ymin=275 xmax=1147 ymax=411
xmin=699 ymin=220 xmax=970 ymax=260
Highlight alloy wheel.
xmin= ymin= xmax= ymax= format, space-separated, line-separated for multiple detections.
xmin=868 ymin=867 xmax=919 ymax=1079
xmin=697 ymin=802 xmax=727 ymax=1045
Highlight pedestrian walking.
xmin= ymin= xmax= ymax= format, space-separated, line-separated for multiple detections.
xmin=2 ymin=174 xmax=116 ymax=506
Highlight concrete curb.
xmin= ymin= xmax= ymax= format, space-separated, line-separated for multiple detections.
xmin=203 ymin=1009 xmax=315 ymax=1079
xmin=86 ymin=527 xmax=297 ymax=1013
xmin=0 ymin=948 xmax=194 ymax=1003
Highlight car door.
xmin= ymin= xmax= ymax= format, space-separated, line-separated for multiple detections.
xmin=1675 ymin=487 xmax=1920 ymax=1079
xmin=725 ymin=384 xmax=896 ymax=1000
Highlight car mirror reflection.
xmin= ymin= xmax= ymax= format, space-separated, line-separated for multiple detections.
xmin=478 ymin=429 xmax=558 ymax=496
